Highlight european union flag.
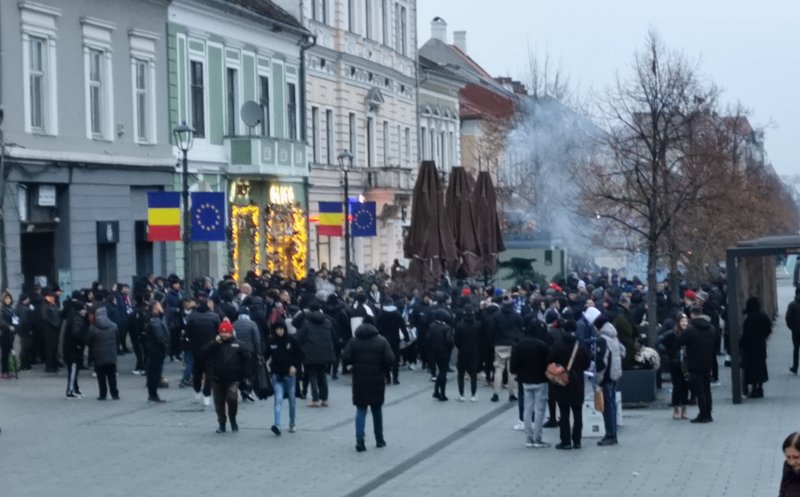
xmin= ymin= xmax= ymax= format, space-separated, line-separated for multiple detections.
xmin=191 ymin=192 xmax=226 ymax=241
xmin=351 ymin=201 xmax=377 ymax=237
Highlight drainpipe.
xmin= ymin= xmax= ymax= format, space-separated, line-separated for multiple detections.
xmin=299 ymin=32 xmax=316 ymax=275
xmin=0 ymin=109 xmax=7 ymax=290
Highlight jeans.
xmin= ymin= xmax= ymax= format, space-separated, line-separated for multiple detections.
xmin=355 ymin=405 xmax=383 ymax=442
xmin=181 ymin=350 xmax=194 ymax=384
xmin=65 ymin=361 xmax=80 ymax=394
xmin=601 ymin=381 xmax=617 ymax=439
xmin=688 ymin=371 xmax=712 ymax=419
xmin=272 ymin=374 xmax=296 ymax=427
xmin=493 ymin=346 xmax=515 ymax=395
xmin=523 ymin=383 xmax=548 ymax=442
xmin=306 ymin=363 xmax=329 ymax=402
xmin=95 ymin=364 xmax=118 ymax=399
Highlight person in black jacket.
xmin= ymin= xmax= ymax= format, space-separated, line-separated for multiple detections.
xmin=86 ymin=306 xmax=119 ymax=400
xmin=203 ymin=319 xmax=250 ymax=433
xmin=15 ymin=294 xmax=33 ymax=371
xmin=677 ymin=306 xmax=716 ymax=423
xmin=376 ymin=299 xmax=408 ymax=385
xmin=325 ymin=294 xmax=350 ymax=379
xmin=265 ymin=320 xmax=305 ymax=435
xmin=454 ymin=305 xmax=481 ymax=401
xmin=186 ymin=295 xmax=221 ymax=406
xmin=787 ymin=287 xmax=800 ymax=375
xmin=478 ymin=299 xmax=500 ymax=384
xmin=656 ymin=315 xmax=690 ymax=419
xmin=296 ymin=301 xmax=336 ymax=407
xmin=781 ymin=432 xmax=800 ymax=497
xmin=0 ymin=292 xmax=19 ymax=379
xmin=510 ymin=320 xmax=551 ymax=448
xmin=427 ymin=308 xmax=454 ymax=401
xmin=41 ymin=291 xmax=62 ymax=373
xmin=740 ymin=296 xmax=772 ymax=398
xmin=341 ymin=323 xmax=395 ymax=452
xmin=547 ymin=330 xmax=590 ymax=450
xmin=63 ymin=298 xmax=87 ymax=397
xmin=491 ymin=298 xmax=522 ymax=402
xmin=144 ymin=301 xmax=169 ymax=403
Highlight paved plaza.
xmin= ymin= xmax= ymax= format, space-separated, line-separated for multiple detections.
xmin=1 ymin=282 xmax=798 ymax=497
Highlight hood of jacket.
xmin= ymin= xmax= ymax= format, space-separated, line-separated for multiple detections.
xmin=500 ymin=302 xmax=515 ymax=315
xmin=94 ymin=307 xmax=114 ymax=329
xmin=308 ymin=310 xmax=327 ymax=325
xmin=355 ymin=323 xmax=379 ymax=339
xmin=691 ymin=315 xmax=712 ymax=331
xmin=598 ymin=322 xmax=618 ymax=339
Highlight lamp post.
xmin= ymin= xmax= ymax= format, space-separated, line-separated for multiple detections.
xmin=338 ymin=150 xmax=353 ymax=287
xmin=173 ymin=121 xmax=195 ymax=281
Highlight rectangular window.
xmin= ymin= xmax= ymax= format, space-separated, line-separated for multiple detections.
xmin=226 ymin=67 xmax=238 ymax=136
xmin=29 ymin=36 xmax=46 ymax=131
xmin=326 ymin=109 xmax=334 ymax=165
xmin=441 ymin=131 xmax=446 ymax=167
xmin=450 ymin=131 xmax=455 ymax=166
xmin=349 ymin=112 xmax=356 ymax=162
xmin=383 ymin=121 xmax=389 ymax=166
xmin=322 ymin=0 xmax=328 ymax=24
xmin=429 ymin=129 xmax=435 ymax=162
xmin=404 ymin=127 xmax=411 ymax=163
xmin=420 ymin=126 xmax=426 ymax=159
xmin=365 ymin=0 xmax=372 ymax=39
xmin=396 ymin=124 xmax=402 ymax=163
xmin=545 ymin=249 xmax=553 ymax=266
xmin=190 ymin=60 xmax=205 ymax=138
xmin=311 ymin=0 xmax=317 ymax=20
xmin=382 ymin=0 xmax=389 ymax=44
xmin=259 ymin=75 xmax=270 ymax=137
xmin=366 ymin=117 xmax=374 ymax=168
xmin=312 ymin=106 xmax=320 ymax=164
xmin=89 ymin=49 xmax=104 ymax=137
xmin=134 ymin=59 xmax=148 ymax=142
xmin=287 ymin=82 xmax=297 ymax=140
xmin=348 ymin=0 xmax=356 ymax=32
xmin=400 ymin=6 xmax=407 ymax=55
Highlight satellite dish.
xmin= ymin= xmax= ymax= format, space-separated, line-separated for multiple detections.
xmin=241 ymin=101 xmax=262 ymax=130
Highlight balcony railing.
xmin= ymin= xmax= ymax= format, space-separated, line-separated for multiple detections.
xmin=365 ymin=165 xmax=414 ymax=190
xmin=226 ymin=136 xmax=308 ymax=177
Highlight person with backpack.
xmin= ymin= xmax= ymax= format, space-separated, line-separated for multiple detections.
xmin=144 ymin=300 xmax=169 ymax=403
xmin=264 ymin=320 xmax=305 ymax=435
xmin=593 ymin=314 xmax=625 ymax=446
xmin=427 ymin=308 xmax=455 ymax=401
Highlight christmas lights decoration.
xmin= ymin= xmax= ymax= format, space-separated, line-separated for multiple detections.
xmin=231 ymin=204 xmax=260 ymax=281
xmin=264 ymin=202 xmax=307 ymax=280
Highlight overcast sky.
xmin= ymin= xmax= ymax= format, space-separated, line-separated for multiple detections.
xmin=417 ymin=0 xmax=798 ymax=176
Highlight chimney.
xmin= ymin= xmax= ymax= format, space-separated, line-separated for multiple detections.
xmin=453 ymin=30 xmax=467 ymax=53
xmin=431 ymin=17 xmax=447 ymax=42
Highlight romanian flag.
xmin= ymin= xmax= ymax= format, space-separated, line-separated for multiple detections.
xmin=318 ymin=201 xmax=343 ymax=237
xmin=147 ymin=192 xmax=181 ymax=241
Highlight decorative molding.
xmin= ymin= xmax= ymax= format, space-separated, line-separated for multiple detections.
xmin=17 ymin=1 xmax=61 ymax=18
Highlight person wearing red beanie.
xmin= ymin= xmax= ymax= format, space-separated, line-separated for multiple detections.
xmin=203 ymin=318 xmax=251 ymax=433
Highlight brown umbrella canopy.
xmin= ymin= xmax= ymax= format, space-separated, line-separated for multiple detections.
xmin=472 ymin=171 xmax=505 ymax=275
xmin=445 ymin=167 xmax=482 ymax=278
xmin=403 ymin=161 xmax=457 ymax=288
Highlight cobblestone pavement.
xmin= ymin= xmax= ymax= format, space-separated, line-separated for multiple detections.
xmin=1 ymin=282 xmax=798 ymax=497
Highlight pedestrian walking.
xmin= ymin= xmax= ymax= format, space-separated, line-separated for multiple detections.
xmin=427 ymin=309 xmax=454 ymax=401
xmin=678 ymin=305 xmax=716 ymax=423
xmin=186 ymin=293 xmax=220 ymax=407
xmin=265 ymin=320 xmax=304 ymax=435
xmin=787 ymin=287 xmax=800 ymax=375
xmin=454 ymin=305 xmax=481 ymax=401
xmin=376 ymin=298 xmax=408 ymax=385
xmin=144 ymin=301 xmax=169 ymax=403
xmin=781 ymin=432 xmax=800 ymax=497
xmin=296 ymin=301 xmax=336 ymax=407
xmin=233 ymin=306 xmax=261 ymax=402
xmin=547 ymin=329 xmax=590 ymax=450
xmin=86 ymin=306 xmax=119 ymax=401
xmin=341 ymin=323 xmax=394 ymax=452
xmin=740 ymin=296 xmax=772 ymax=398
xmin=203 ymin=319 xmax=250 ymax=433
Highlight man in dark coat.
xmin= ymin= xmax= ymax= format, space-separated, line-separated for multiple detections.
xmin=787 ymin=287 xmax=800 ymax=375
xmin=409 ymin=292 xmax=432 ymax=370
xmin=491 ymin=297 xmax=522 ymax=402
xmin=427 ymin=308 xmax=455 ymax=401
xmin=478 ymin=298 xmax=500 ymax=384
xmin=376 ymin=299 xmax=409 ymax=385
xmin=324 ymin=294 xmax=351 ymax=379
xmin=41 ymin=291 xmax=62 ymax=373
xmin=454 ymin=305 xmax=481 ymax=401
xmin=677 ymin=305 xmax=716 ymax=423
xmin=203 ymin=320 xmax=250 ymax=433
xmin=186 ymin=295 xmax=221 ymax=406
xmin=740 ymin=296 xmax=772 ymax=398
xmin=547 ymin=330 xmax=590 ymax=450
xmin=341 ymin=323 xmax=395 ymax=452
xmin=63 ymin=298 xmax=87 ymax=398
xmin=510 ymin=320 xmax=551 ymax=448
xmin=86 ymin=306 xmax=119 ymax=400
xmin=296 ymin=301 xmax=336 ymax=407
xmin=144 ymin=301 xmax=169 ymax=403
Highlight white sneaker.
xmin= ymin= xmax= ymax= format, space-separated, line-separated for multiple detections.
xmin=194 ymin=392 xmax=203 ymax=402
xmin=711 ymin=381 xmax=722 ymax=388
xmin=203 ymin=396 xmax=211 ymax=407
xmin=457 ymin=395 xmax=466 ymax=402
xmin=513 ymin=420 xmax=525 ymax=431
xmin=470 ymin=396 xmax=478 ymax=402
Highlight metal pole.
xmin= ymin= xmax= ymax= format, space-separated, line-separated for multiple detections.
xmin=344 ymin=169 xmax=350 ymax=288
xmin=726 ymin=250 xmax=742 ymax=404
xmin=182 ymin=150 xmax=190 ymax=282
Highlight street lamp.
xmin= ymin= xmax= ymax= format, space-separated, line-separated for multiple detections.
xmin=338 ymin=150 xmax=353 ymax=287
xmin=173 ymin=121 xmax=195 ymax=282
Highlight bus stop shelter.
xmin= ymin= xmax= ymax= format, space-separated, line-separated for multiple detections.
xmin=726 ymin=235 xmax=800 ymax=404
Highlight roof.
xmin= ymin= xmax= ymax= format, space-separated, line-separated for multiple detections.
xmin=219 ymin=0 xmax=306 ymax=31
xmin=419 ymin=38 xmax=514 ymax=97
xmin=460 ymin=83 xmax=515 ymax=120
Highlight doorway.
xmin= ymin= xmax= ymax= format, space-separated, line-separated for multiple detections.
xmin=97 ymin=243 xmax=118 ymax=288
xmin=21 ymin=231 xmax=55 ymax=291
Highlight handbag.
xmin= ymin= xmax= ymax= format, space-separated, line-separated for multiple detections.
xmin=253 ymin=355 xmax=274 ymax=400
xmin=546 ymin=341 xmax=579 ymax=386
xmin=594 ymin=386 xmax=605 ymax=412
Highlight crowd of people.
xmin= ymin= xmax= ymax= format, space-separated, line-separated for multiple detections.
xmin=0 ymin=264 xmax=794 ymax=456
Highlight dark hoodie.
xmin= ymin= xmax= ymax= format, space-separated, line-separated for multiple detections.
xmin=341 ymin=324 xmax=394 ymax=407
xmin=677 ymin=315 xmax=716 ymax=374
xmin=493 ymin=302 xmax=522 ymax=346
xmin=87 ymin=307 xmax=118 ymax=366
xmin=296 ymin=310 xmax=336 ymax=364
xmin=454 ymin=309 xmax=481 ymax=364
xmin=264 ymin=324 xmax=305 ymax=377
xmin=787 ymin=289 xmax=800 ymax=334
xmin=510 ymin=326 xmax=549 ymax=384
xmin=376 ymin=303 xmax=408 ymax=347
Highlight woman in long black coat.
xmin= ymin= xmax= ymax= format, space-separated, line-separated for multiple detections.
xmin=547 ymin=330 xmax=591 ymax=450
xmin=341 ymin=323 xmax=395 ymax=452
xmin=454 ymin=305 xmax=481 ymax=401
xmin=740 ymin=296 xmax=772 ymax=398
